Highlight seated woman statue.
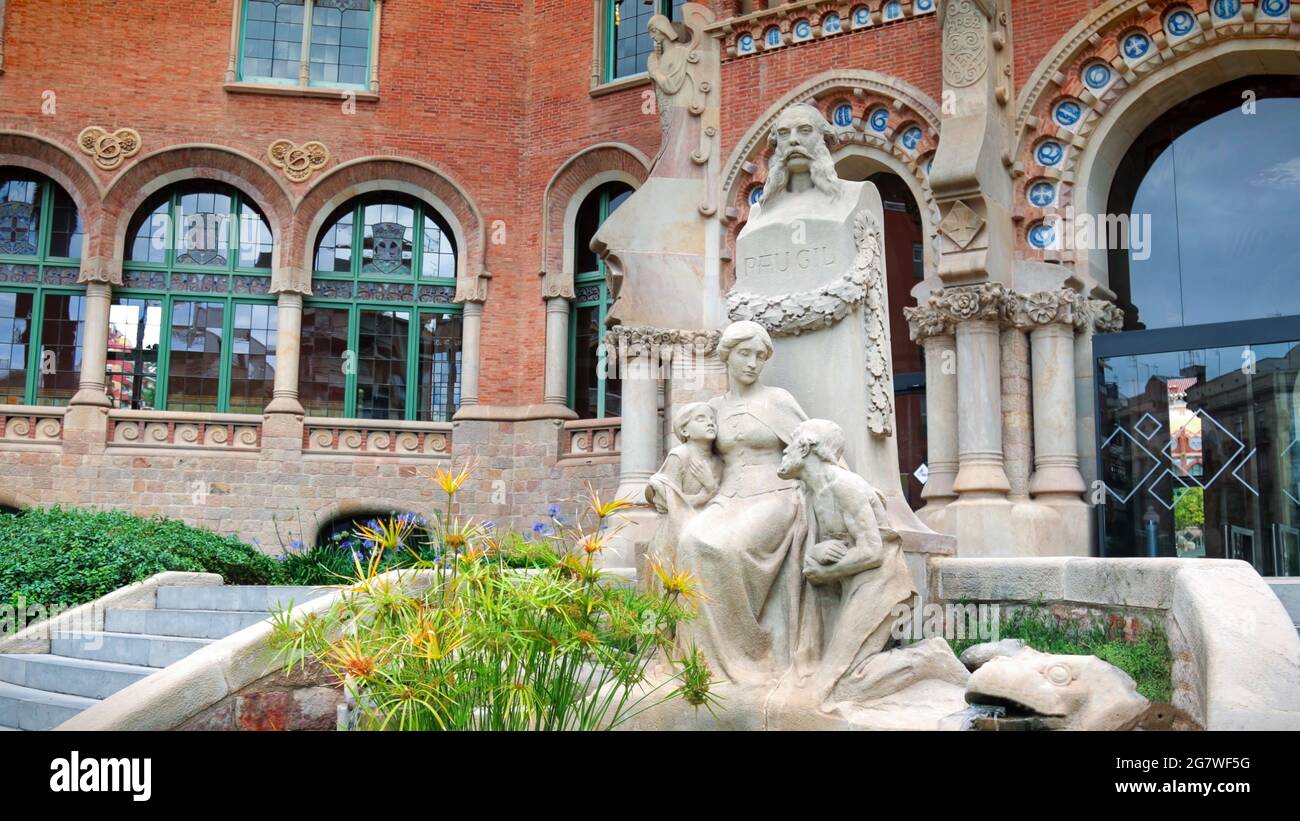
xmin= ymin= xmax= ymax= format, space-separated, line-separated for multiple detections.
xmin=672 ymin=321 xmax=822 ymax=687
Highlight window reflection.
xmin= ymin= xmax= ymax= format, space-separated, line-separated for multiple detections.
xmin=1098 ymin=341 xmax=1300 ymax=576
xmin=1108 ymin=76 xmax=1300 ymax=330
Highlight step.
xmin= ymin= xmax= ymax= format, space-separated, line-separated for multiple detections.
xmin=0 ymin=654 xmax=155 ymax=701
xmin=0 ymin=680 xmax=98 ymax=731
xmin=105 ymin=608 xmax=270 ymax=640
xmin=51 ymin=631 xmax=211 ymax=668
xmin=155 ymin=585 xmax=333 ymax=613
xmin=1267 ymin=580 xmax=1300 ymax=628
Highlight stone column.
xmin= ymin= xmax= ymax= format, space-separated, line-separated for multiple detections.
xmin=459 ymin=301 xmax=483 ymax=409
xmin=953 ymin=318 xmax=1010 ymax=497
xmin=904 ymin=305 xmax=958 ymax=519
xmin=69 ymin=281 xmax=113 ymax=408
xmin=921 ymin=333 xmax=959 ymax=507
xmin=1028 ymin=320 xmax=1086 ymax=499
xmin=265 ymin=292 xmax=304 ymax=415
xmin=613 ymin=330 xmax=661 ymax=494
xmin=543 ymin=297 xmax=570 ymax=407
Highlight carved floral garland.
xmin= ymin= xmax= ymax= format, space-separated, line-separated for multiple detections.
xmin=726 ymin=209 xmax=894 ymax=436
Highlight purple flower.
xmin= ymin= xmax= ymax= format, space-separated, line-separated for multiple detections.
xmin=547 ymin=504 xmax=561 ymax=518
xmin=289 ymin=539 xmax=304 ymax=551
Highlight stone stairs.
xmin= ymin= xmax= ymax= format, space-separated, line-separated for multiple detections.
xmin=1268 ymin=579 xmax=1300 ymax=632
xmin=0 ymin=585 xmax=329 ymax=731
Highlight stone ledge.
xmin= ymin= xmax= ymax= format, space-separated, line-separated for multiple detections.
xmin=223 ymin=82 xmax=379 ymax=102
xmin=452 ymin=403 xmax=578 ymax=423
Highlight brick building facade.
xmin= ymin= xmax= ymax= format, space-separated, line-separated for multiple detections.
xmin=1 ymin=1 xmax=1298 ymax=575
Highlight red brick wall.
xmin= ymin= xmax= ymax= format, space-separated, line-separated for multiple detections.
xmin=0 ymin=0 xmax=1102 ymax=408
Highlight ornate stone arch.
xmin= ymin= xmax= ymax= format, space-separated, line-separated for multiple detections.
xmin=719 ymin=69 xmax=943 ymax=286
xmin=0 ymin=131 xmax=106 ymax=278
xmin=295 ymin=157 xmax=488 ymax=300
xmin=539 ymin=143 xmax=650 ymax=299
xmin=101 ymin=144 xmax=293 ymax=287
xmin=1010 ymin=0 xmax=1300 ymax=286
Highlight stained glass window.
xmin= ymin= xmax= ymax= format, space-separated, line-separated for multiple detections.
xmin=569 ymin=182 xmax=632 ymax=419
xmin=0 ymin=169 xmax=84 ymax=406
xmin=115 ymin=182 xmax=277 ymax=413
xmin=303 ymin=193 xmax=462 ymax=420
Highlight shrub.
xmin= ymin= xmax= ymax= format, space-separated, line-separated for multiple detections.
xmin=0 ymin=506 xmax=281 ymax=609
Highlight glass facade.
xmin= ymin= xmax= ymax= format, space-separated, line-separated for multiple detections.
xmin=1099 ymin=339 xmax=1300 ymax=576
xmin=1097 ymin=77 xmax=1300 ymax=574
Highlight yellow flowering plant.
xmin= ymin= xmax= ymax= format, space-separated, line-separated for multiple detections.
xmin=269 ymin=469 xmax=717 ymax=730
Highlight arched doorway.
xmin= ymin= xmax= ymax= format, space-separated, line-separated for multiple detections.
xmin=1094 ymin=76 xmax=1300 ymax=575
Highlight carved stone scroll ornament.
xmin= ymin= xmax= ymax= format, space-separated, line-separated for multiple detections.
xmin=77 ymin=126 xmax=142 ymax=171
xmin=727 ymin=209 xmax=893 ymax=436
xmin=268 ymin=139 xmax=330 ymax=183
xmin=941 ymin=0 xmax=992 ymax=89
xmin=1075 ymin=298 xmax=1125 ymax=334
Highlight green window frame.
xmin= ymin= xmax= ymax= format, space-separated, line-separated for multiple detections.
xmin=603 ymin=0 xmax=686 ymax=83
xmin=113 ymin=183 xmax=277 ymax=413
xmin=238 ymin=0 xmax=375 ymax=90
xmin=0 ymin=170 xmax=85 ymax=406
xmin=568 ymin=182 xmax=632 ymax=419
xmin=303 ymin=194 xmax=462 ymax=421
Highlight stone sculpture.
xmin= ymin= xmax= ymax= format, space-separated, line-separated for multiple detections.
xmin=645 ymin=402 xmax=721 ymax=571
xmin=963 ymin=644 xmax=1151 ymax=731
xmin=730 ymin=103 xmax=945 ymax=552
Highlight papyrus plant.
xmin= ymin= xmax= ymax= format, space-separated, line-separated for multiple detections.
xmin=270 ymin=469 xmax=717 ymax=730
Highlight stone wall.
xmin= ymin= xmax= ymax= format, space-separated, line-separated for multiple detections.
xmin=177 ymin=661 xmax=343 ymax=732
xmin=0 ymin=407 xmax=621 ymax=550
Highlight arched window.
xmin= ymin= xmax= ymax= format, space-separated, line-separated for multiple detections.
xmin=570 ymin=182 xmax=631 ymax=419
xmin=301 ymin=192 xmax=461 ymax=421
xmin=1096 ymin=76 xmax=1300 ymax=575
xmin=1107 ymin=76 xmax=1300 ymax=329
xmin=111 ymin=182 xmax=276 ymax=412
xmin=603 ymin=0 xmax=686 ymax=82
xmin=0 ymin=169 xmax=84 ymax=406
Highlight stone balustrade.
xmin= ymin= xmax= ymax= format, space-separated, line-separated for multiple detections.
xmin=0 ymin=405 xmax=65 ymax=445
xmin=107 ymin=410 xmax=262 ymax=452
xmin=302 ymin=417 xmax=452 ymax=459
xmin=559 ymin=417 xmax=622 ymax=463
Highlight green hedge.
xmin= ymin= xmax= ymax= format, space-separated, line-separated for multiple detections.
xmin=0 ymin=506 xmax=281 ymax=609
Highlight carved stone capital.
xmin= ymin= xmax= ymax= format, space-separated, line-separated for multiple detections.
xmin=1002 ymin=288 xmax=1079 ymax=329
xmin=1074 ymin=298 xmax=1125 ymax=334
xmin=929 ymin=282 xmax=1006 ymax=324
xmin=539 ymin=269 xmax=575 ymax=300
xmin=455 ymin=274 xmax=490 ymax=304
xmin=903 ymin=305 xmax=953 ymax=342
xmin=76 ymin=256 xmax=122 ymax=286
xmin=604 ymin=325 xmax=720 ymax=361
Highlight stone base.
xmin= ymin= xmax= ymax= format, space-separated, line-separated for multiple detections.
xmin=941 ymin=497 xmax=1092 ymax=557
xmin=620 ymin=638 xmax=972 ymax=731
